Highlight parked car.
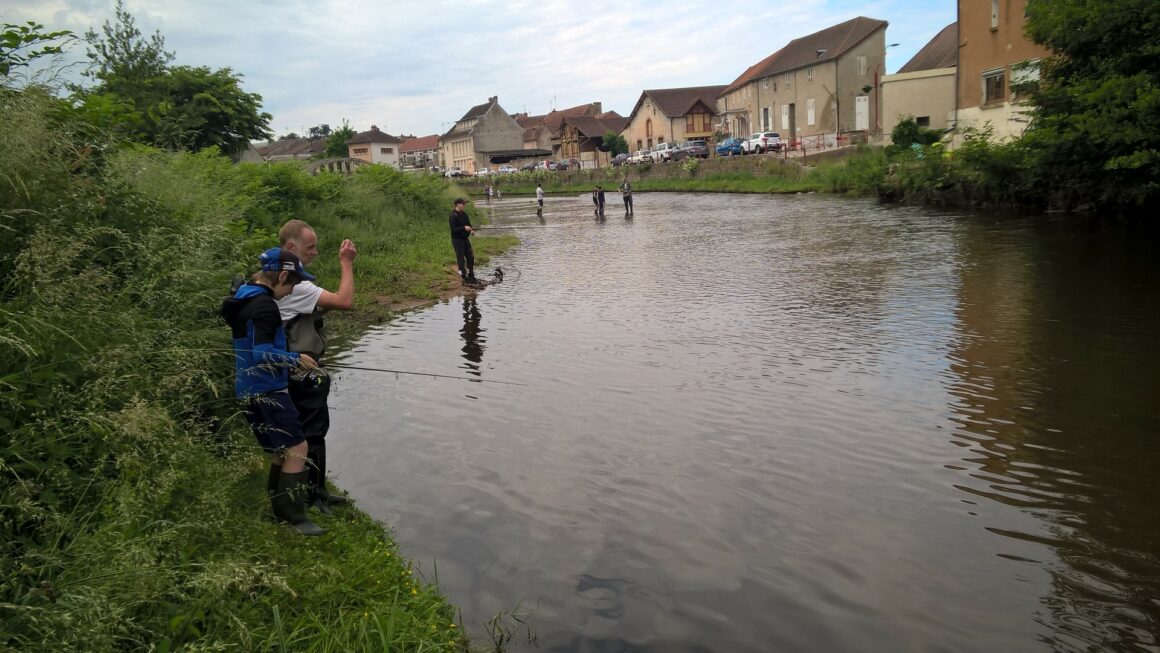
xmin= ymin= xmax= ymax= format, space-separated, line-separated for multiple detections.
xmin=555 ymin=160 xmax=569 ymax=171
xmin=535 ymin=160 xmax=553 ymax=171
xmin=680 ymin=140 xmax=710 ymax=159
xmin=610 ymin=153 xmax=629 ymax=166
xmin=715 ymin=137 xmax=744 ymax=157
xmin=496 ymin=164 xmax=517 ymax=174
xmin=629 ymin=150 xmax=650 ymax=164
xmin=743 ymin=131 xmax=784 ymax=154
xmin=444 ymin=166 xmax=464 ymax=178
xmin=429 ymin=165 xmax=444 ymax=174
xmin=521 ymin=162 xmax=536 ymax=171
xmin=669 ymin=142 xmax=689 ymax=162
xmin=474 ymin=167 xmax=492 ymax=177
xmin=651 ymin=141 xmax=680 ymax=163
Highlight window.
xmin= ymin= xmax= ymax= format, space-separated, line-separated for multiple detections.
xmin=647 ymin=138 xmax=652 ymax=149
xmin=784 ymin=72 xmax=791 ymax=86
xmin=858 ymin=56 xmax=867 ymax=76
xmin=916 ymin=116 xmax=930 ymax=127
xmin=983 ymin=68 xmax=1005 ymax=104
xmin=646 ymin=119 xmax=653 ymax=137
xmin=991 ymin=0 xmax=999 ymax=29
xmin=353 ymin=147 xmax=368 ymax=155
xmin=762 ymin=107 xmax=770 ymax=130
xmin=636 ymin=140 xmax=642 ymax=150
xmin=380 ymin=147 xmax=393 ymax=154
xmin=1011 ymin=59 xmax=1041 ymax=98
xmin=807 ymin=67 xmax=814 ymax=83
xmin=807 ymin=99 xmax=815 ymax=126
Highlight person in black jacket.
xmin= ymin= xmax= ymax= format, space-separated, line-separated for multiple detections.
xmin=449 ymin=198 xmax=476 ymax=284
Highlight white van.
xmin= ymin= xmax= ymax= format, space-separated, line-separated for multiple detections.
xmin=651 ymin=141 xmax=679 ymax=163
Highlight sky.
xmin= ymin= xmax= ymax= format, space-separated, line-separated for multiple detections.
xmin=5 ymin=0 xmax=956 ymax=140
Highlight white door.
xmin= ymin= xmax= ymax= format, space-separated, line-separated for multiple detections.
xmin=855 ymin=95 xmax=869 ymax=131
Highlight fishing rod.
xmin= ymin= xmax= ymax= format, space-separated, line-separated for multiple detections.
xmin=325 ymin=363 xmax=527 ymax=386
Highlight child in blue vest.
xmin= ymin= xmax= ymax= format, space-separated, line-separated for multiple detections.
xmin=221 ymin=248 xmax=325 ymax=535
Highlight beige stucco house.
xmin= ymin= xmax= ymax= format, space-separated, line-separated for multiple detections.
xmin=438 ymin=96 xmax=524 ymax=173
xmin=718 ymin=17 xmax=889 ymax=147
xmin=347 ymin=126 xmax=403 ymax=167
xmin=881 ymin=22 xmax=957 ymax=141
xmin=622 ymin=86 xmax=726 ymax=153
xmin=954 ymin=0 xmax=1050 ymax=144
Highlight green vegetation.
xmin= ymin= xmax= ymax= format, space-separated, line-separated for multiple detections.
xmin=74 ymin=0 xmax=272 ymax=155
xmin=2 ymin=18 xmax=515 ymax=652
xmin=600 ymin=130 xmax=629 ymax=156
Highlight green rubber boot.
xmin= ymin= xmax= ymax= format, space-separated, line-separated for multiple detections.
xmin=270 ymin=471 xmax=326 ymax=536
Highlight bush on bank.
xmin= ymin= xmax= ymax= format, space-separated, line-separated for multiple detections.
xmin=0 ymin=87 xmax=510 ymax=651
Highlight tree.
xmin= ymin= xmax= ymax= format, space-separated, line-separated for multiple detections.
xmin=1022 ymin=0 xmax=1160 ymax=212
xmin=82 ymin=0 xmax=172 ymax=97
xmin=77 ymin=2 xmax=271 ymax=155
xmin=144 ymin=66 xmax=272 ymax=154
xmin=1 ymin=21 xmax=74 ymax=81
xmin=308 ymin=124 xmax=331 ymax=139
xmin=326 ymin=120 xmax=355 ymax=157
xmin=600 ymin=130 xmax=629 ymax=156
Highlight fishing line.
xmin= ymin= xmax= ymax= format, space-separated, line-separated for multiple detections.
xmin=325 ymin=363 xmax=526 ymax=386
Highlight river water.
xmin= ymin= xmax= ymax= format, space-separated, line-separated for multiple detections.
xmin=329 ymin=192 xmax=1159 ymax=652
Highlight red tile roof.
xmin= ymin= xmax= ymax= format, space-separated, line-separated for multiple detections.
xmin=400 ymin=134 xmax=439 ymax=153
xmin=629 ymin=85 xmax=727 ymax=121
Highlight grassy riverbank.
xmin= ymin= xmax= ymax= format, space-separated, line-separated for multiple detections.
xmin=458 ymin=148 xmax=887 ymax=199
xmin=1 ymin=88 xmax=514 ymax=651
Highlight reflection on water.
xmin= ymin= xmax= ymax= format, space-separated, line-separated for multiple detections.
xmin=330 ymin=193 xmax=1160 ymax=653
xmin=460 ymin=297 xmax=484 ymax=376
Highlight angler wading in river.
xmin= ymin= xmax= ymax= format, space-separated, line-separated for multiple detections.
xmin=277 ymin=219 xmax=357 ymax=514
xmin=221 ymin=248 xmax=325 ymax=536
xmin=449 ymin=197 xmax=477 ymax=285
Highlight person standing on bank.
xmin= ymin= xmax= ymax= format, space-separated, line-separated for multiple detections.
xmin=536 ymin=183 xmax=544 ymax=214
xmin=620 ymin=178 xmax=634 ymax=215
xmin=450 ymin=198 xmax=477 ymax=284
xmin=222 ymin=248 xmax=325 ymax=536
xmin=277 ymin=220 xmax=357 ymax=514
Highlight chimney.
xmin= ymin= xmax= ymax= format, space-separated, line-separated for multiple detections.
xmin=489 ymin=96 xmax=497 ymax=103
xmin=592 ymin=102 xmax=602 ymax=114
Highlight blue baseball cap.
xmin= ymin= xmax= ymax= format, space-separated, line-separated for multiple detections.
xmin=258 ymin=247 xmax=315 ymax=281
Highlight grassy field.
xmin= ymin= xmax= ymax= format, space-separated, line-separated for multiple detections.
xmin=1 ymin=88 xmax=517 ymax=651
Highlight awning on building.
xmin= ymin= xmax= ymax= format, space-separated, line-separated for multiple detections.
xmin=485 ymin=148 xmax=552 ymax=163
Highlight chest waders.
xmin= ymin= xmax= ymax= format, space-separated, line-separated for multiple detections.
xmin=285 ymin=308 xmax=348 ymax=513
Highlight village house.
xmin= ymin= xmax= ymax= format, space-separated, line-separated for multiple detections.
xmin=257 ymin=136 xmax=326 ymax=162
xmin=399 ymin=134 xmax=439 ymax=168
xmin=880 ymin=22 xmax=957 ymax=141
xmin=513 ymin=102 xmax=605 ymax=161
xmin=347 ymin=126 xmax=403 ymax=167
xmin=558 ymin=112 xmax=629 ymax=168
xmin=954 ymin=0 xmax=1050 ymax=144
xmin=438 ymin=96 xmax=525 ymax=174
xmin=622 ymin=86 xmax=726 ymax=153
xmin=718 ymin=17 xmax=889 ymax=148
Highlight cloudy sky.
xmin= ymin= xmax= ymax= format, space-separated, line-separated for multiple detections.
xmin=7 ymin=0 xmax=955 ymax=139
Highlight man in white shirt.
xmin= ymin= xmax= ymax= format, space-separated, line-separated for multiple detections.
xmin=535 ymin=183 xmax=544 ymax=215
xmin=277 ymin=219 xmax=357 ymax=512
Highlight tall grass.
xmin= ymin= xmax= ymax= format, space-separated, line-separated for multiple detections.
xmin=1 ymin=87 xmax=508 ymax=651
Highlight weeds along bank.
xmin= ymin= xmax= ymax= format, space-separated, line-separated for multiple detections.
xmin=0 ymin=88 xmax=508 ymax=651
xmin=456 ymin=149 xmax=888 ymax=198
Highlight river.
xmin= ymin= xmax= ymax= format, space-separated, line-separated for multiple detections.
xmin=329 ymin=192 xmax=1159 ymax=652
